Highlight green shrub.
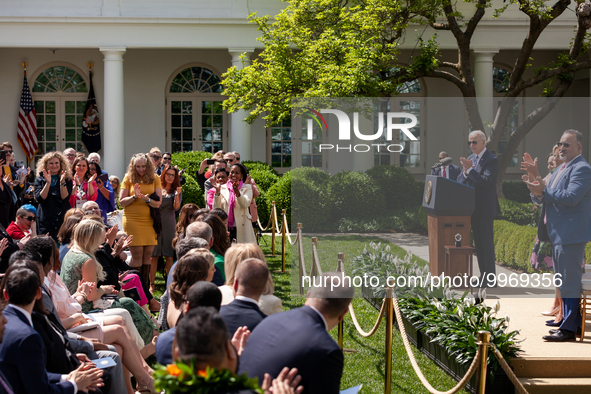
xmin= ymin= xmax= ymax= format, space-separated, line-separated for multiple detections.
xmin=180 ymin=173 xmax=205 ymax=209
xmin=249 ymin=169 xmax=280 ymax=192
xmin=494 ymin=220 xmax=537 ymax=272
xmin=266 ymin=171 xmax=292 ymax=230
xmin=365 ymin=165 xmax=421 ymax=214
xmin=255 ymin=190 xmax=270 ymax=227
xmin=328 ymin=171 xmax=385 ymax=221
xmin=171 ymin=151 xmax=212 ymax=179
xmin=243 ymin=161 xmax=279 ymax=176
xmin=291 ymin=167 xmax=330 ymax=187
xmin=503 ymin=181 xmax=531 ymax=203
xmin=498 ymin=199 xmax=540 ymax=227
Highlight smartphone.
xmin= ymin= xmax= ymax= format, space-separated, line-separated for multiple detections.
xmin=0 ymin=151 xmax=6 ymax=164
xmin=99 ymin=173 xmax=109 ymax=183
xmin=206 ymin=159 xmax=215 ymax=165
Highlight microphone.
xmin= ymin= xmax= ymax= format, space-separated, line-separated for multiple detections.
xmin=431 ymin=157 xmax=453 ymax=168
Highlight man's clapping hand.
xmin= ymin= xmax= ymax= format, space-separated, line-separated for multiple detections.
xmin=261 ymin=367 xmax=304 ymax=394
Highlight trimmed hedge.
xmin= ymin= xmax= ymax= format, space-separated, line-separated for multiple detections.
xmin=243 ymin=161 xmax=279 ymax=176
xmin=365 ymin=165 xmax=422 ymax=214
xmin=328 ymin=171 xmax=385 ymax=221
xmin=266 ymin=171 xmax=291 ymax=229
xmin=503 ymin=181 xmax=531 ymax=203
xmin=180 ymin=173 xmax=205 ymax=209
xmin=494 ymin=220 xmax=537 ymax=273
xmin=171 ymin=151 xmax=211 ymax=179
xmin=291 ymin=168 xmax=328 ymax=232
xmin=498 ymin=199 xmax=541 ymax=227
xmin=249 ymin=169 xmax=280 ymax=192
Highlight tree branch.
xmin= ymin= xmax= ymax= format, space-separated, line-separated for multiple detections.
xmin=465 ymin=0 xmax=488 ymax=38
xmin=440 ymin=61 xmax=460 ymax=71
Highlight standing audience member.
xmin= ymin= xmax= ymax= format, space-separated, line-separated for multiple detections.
xmin=0 ymin=167 xmax=15 ymax=229
xmin=155 ymin=281 xmax=222 ymax=366
xmin=6 ymin=205 xmax=36 ymax=242
xmin=120 ymin=153 xmax=162 ymax=289
xmin=457 ymin=130 xmax=500 ymax=287
xmin=149 ymin=147 xmax=163 ymax=175
xmin=206 ymin=168 xmax=228 ymax=209
xmin=88 ymin=161 xmax=115 ymax=223
xmin=0 ymin=265 xmax=104 ymax=394
xmin=150 ymin=165 xmax=182 ymax=292
xmin=524 ymin=129 xmax=591 ymax=341
xmin=35 ymin=152 xmax=73 ymax=240
xmin=63 ymin=148 xmax=77 ymax=166
xmin=173 ymin=307 xmax=303 ymax=394
xmin=232 ymin=151 xmax=241 ymax=163
xmin=219 ymin=258 xmax=268 ymax=337
xmin=88 ymin=153 xmax=108 ymax=175
xmin=239 ymin=272 xmax=353 ymax=394
xmin=69 ymin=156 xmax=97 ymax=209
xmin=213 ymin=163 xmax=256 ymax=244
xmin=172 ymin=203 xmax=200 ymax=249
xmin=109 ymin=176 xmax=121 ymax=209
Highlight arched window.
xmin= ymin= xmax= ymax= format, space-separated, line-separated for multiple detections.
xmin=166 ymin=64 xmax=227 ymax=154
xmin=30 ymin=63 xmax=90 ymax=162
xmin=396 ymin=79 xmax=422 ymax=94
xmin=33 ymin=66 xmax=87 ymax=93
xmin=169 ymin=66 xmax=223 ymax=94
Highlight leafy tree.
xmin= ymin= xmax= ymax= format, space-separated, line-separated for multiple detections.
xmin=222 ymin=0 xmax=591 ymax=195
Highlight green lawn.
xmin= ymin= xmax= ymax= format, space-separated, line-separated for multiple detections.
xmin=261 ymin=234 xmax=469 ymax=394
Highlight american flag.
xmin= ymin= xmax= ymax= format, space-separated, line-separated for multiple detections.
xmin=17 ymin=74 xmax=38 ymax=160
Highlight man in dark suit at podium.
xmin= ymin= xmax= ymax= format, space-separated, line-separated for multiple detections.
xmin=457 ymin=130 xmax=500 ymax=287
xmin=431 ymin=151 xmax=461 ymax=180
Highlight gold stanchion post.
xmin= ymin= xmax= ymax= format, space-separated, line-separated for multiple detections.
xmin=271 ymin=201 xmax=276 ymax=256
xmin=384 ymin=289 xmax=394 ymax=394
xmin=477 ymin=330 xmax=491 ymax=394
xmin=337 ymin=252 xmax=345 ymax=273
xmin=281 ymin=209 xmax=287 ymax=272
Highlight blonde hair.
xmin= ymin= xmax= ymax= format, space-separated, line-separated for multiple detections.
xmin=125 ymin=153 xmax=156 ymax=184
xmin=36 ymin=151 xmax=72 ymax=180
xmin=149 ymin=147 xmax=161 ymax=155
xmin=64 ymin=208 xmax=85 ymax=221
xmin=185 ymin=248 xmax=215 ymax=268
xmin=224 ymin=244 xmax=266 ymax=285
xmin=71 ymin=219 xmax=106 ymax=281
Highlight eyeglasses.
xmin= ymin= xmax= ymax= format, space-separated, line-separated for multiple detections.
xmin=438 ymin=157 xmax=445 ymax=160
xmin=4 ymin=150 xmax=12 ymax=154
xmin=235 ymin=157 xmax=240 ymax=161
xmin=162 ymin=157 xmax=171 ymax=161
xmin=24 ymin=216 xmax=36 ymax=221
xmin=467 ymin=141 xmax=479 ymax=146
xmin=225 ymin=159 xmax=235 ymax=162
xmin=556 ymin=142 xmax=571 ymax=148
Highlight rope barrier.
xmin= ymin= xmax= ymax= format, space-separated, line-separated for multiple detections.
xmin=348 ymin=297 xmax=387 ymax=337
xmin=490 ymin=344 xmax=529 ymax=394
xmin=273 ymin=205 xmax=281 ymax=237
xmin=392 ymin=295 xmax=483 ymax=394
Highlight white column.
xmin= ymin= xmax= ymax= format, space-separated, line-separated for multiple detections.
xmin=100 ymin=47 xmax=126 ymax=178
xmin=473 ymin=50 xmax=498 ymax=135
xmin=228 ymin=48 xmax=254 ymax=161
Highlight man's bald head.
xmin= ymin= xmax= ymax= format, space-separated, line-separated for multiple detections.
xmin=186 ymin=222 xmax=213 ymax=243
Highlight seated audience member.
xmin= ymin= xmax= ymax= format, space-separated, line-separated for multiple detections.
xmin=57 ymin=214 xmax=83 ymax=262
xmin=22 ymin=236 xmax=153 ymax=394
xmin=239 ymin=272 xmax=354 ymax=394
xmin=7 ymin=205 xmax=37 ymax=241
xmin=0 ymin=265 xmax=104 ymax=394
xmin=220 ymin=243 xmax=283 ymax=315
xmin=219 ymin=258 xmax=268 ymax=337
xmin=197 ymin=213 xmax=230 ymax=285
xmin=167 ymin=250 xmax=215 ymax=328
xmin=171 ymin=307 xmax=303 ymax=394
xmin=166 ymin=229 xmax=212 ymax=290
xmin=158 ymin=237 xmax=209 ymax=331
xmin=186 ymin=221 xmax=224 ymax=285
xmin=155 ymin=281 xmax=222 ymax=366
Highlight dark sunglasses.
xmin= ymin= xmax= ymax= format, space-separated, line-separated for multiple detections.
xmin=25 ymin=216 xmax=36 ymax=221
xmin=556 ymin=142 xmax=571 ymax=148
xmin=438 ymin=157 xmax=446 ymax=160
xmin=162 ymin=157 xmax=171 ymax=161
xmin=467 ymin=141 xmax=479 ymax=146
xmin=4 ymin=150 xmax=12 ymax=154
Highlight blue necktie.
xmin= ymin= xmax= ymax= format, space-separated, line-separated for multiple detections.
xmin=472 ymin=156 xmax=478 ymax=167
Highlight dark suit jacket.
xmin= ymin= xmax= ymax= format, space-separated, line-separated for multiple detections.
xmin=0 ymin=305 xmax=75 ymax=394
xmin=238 ymin=306 xmax=343 ymax=394
xmin=431 ymin=164 xmax=461 ymax=180
xmin=457 ymin=149 xmax=500 ymax=217
xmin=155 ymin=327 xmax=176 ymax=366
xmin=219 ymin=299 xmax=266 ymax=337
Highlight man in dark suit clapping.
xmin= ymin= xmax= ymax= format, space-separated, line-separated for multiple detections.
xmin=457 ymin=130 xmax=500 ymax=287
xmin=219 ymin=258 xmax=268 ymax=337
xmin=238 ymin=272 xmax=354 ymax=394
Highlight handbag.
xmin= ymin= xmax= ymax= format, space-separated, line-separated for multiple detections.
xmin=149 ymin=192 xmax=162 ymax=235
xmin=121 ymin=273 xmax=148 ymax=306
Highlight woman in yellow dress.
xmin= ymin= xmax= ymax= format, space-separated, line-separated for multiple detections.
xmin=120 ymin=153 xmax=162 ymax=287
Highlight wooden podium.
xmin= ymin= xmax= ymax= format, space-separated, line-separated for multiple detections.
xmin=422 ymin=175 xmax=475 ymax=277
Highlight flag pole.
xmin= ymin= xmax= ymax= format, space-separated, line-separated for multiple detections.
xmin=21 ymin=62 xmax=27 ymax=76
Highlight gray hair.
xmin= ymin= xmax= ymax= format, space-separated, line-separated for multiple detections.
xmin=176 ymin=237 xmax=209 ymax=260
xmin=88 ymin=152 xmax=101 ymax=163
xmin=469 ymin=130 xmax=486 ymax=141
xmin=186 ymin=222 xmax=213 ymax=243
xmin=563 ymin=129 xmax=583 ymax=145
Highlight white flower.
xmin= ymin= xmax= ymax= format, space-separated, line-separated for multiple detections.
xmin=385 ymin=245 xmax=390 ymax=252
xmin=471 ymin=315 xmax=477 ymax=325
xmin=494 ymin=300 xmax=501 ymax=313
xmin=505 ymin=314 xmax=510 ymax=323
